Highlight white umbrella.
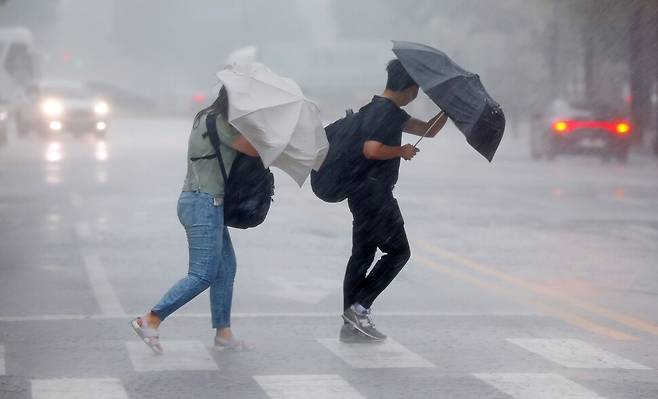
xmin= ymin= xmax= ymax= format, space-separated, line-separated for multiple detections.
xmin=216 ymin=62 xmax=329 ymax=186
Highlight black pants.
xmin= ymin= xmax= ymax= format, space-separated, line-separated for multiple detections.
xmin=343 ymin=185 xmax=411 ymax=311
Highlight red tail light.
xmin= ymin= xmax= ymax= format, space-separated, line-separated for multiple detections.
xmin=552 ymin=119 xmax=632 ymax=136
xmin=192 ymin=92 xmax=207 ymax=104
xmin=552 ymin=120 xmax=570 ymax=134
xmin=615 ymin=122 xmax=631 ymax=135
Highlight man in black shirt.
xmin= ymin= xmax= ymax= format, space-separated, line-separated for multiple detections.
xmin=341 ymin=59 xmax=448 ymax=342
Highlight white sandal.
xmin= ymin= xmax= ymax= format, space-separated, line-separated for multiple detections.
xmin=130 ymin=316 xmax=163 ymax=355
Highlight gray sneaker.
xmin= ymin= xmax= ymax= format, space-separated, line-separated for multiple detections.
xmin=213 ymin=336 xmax=254 ymax=352
xmin=342 ymin=307 xmax=387 ymax=341
xmin=340 ymin=323 xmax=381 ymax=343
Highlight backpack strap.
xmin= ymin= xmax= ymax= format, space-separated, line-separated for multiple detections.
xmin=206 ymin=112 xmax=229 ymax=184
xmin=189 ymin=112 xmax=229 ymax=184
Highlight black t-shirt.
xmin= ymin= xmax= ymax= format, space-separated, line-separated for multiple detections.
xmin=359 ymin=95 xmax=411 ymax=188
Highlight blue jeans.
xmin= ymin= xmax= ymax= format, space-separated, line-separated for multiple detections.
xmin=151 ymin=191 xmax=237 ymax=329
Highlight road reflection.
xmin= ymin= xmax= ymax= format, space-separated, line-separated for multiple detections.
xmin=46 ymin=212 xmax=61 ymax=233
xmin=45 ymin=141 xmax=62 ymax=185
xmin=45 ymin=141 xmax=63 ymax=163
xmin=45 ymin=163 xmax=61 ymax=185
xmin=43 ymin=137 xmax=112 ymax=185
xmin=95 ymin=140 xmax=109 ymax=162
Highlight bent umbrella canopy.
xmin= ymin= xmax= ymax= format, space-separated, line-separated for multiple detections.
xmin=216 ymin=62 xmax=329 ymax=185
xmin=392 ymin=40 xmax=505 ymax=162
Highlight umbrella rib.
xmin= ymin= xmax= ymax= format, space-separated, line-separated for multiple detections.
xmin=232 ymin=98 xmax=306 ymax=121
xmin=231 ymin=100 xmax=306 ymax=166
xmin=248 ymin=77 xmax=302 ymax=98
xmin=221 ymin=73 xmax=303 ymax=103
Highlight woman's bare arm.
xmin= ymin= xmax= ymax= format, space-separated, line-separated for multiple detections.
xmin=230 ymin=136 xmax=259 ymax=157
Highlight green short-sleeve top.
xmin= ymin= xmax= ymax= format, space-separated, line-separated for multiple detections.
xmin=182 ymin=113 xmax=240 ymax=196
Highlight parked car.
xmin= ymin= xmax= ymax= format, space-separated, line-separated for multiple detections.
xmin=15 ymin=80 xmax=110 ymax=138
xmin=531 ymin=99 xmax=632 ymax=162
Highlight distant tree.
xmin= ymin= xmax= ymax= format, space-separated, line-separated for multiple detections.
xmin=629 ymin=0 xmax=658 ymax=144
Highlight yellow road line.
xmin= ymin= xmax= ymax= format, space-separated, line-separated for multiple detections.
xmin=418 ymin=240 xmax=658 ymax=337
xmin=414 ymin=254 xmax=637 ymax=341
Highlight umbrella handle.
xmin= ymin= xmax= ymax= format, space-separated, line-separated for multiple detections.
xmin=414 ymin=110 xmax=446 ymax=147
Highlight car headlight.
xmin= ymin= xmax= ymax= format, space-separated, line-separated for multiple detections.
xmin=94 ymin=101 xmax=109 ymax=115
xmin=42 ymin=99 xmax=63 ymax=117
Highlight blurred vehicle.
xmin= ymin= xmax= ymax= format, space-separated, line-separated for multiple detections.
xmin=15 ymin=81 xmax=110 ymax=138
xmin=0 ymin=28 xmax=39 ymax=107
xmin=0 ymin=100 xmax=8 ymax=146
xmin=530 ymin=99 xmax=632 ymax=162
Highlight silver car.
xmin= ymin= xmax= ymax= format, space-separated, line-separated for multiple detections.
xmin=16 ymin=81 xmax=111 ymax=138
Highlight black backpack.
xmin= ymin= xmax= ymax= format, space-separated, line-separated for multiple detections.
xmin=192 ymin=112 xmax=274 ymax=229
xmin=310 ymin=108 xmax=368 ymax=202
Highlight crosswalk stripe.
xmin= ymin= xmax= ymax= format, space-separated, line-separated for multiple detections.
xmin=83 ymin=254 xmax=125 ymax=316
xmin=125 ymin=340 xmax=218 ymax=372
xmin=317 ymin=338 xmax=435 ymax=369
xmin=0 ymin=310 xmax=542 ymax=323
xmin=508 ymin=338 xmax=650 ymax=369
xmin=0 ymin=345 xmax=5 ymax=375
xmin=31 ymin=378 xmax=128 ymax=399
xmin=474 ymin=373 xmax=605 ymax=399
xmin=254 ymin=374 xmax=365 ymax=399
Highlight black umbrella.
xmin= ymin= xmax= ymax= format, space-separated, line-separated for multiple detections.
xmin=392 ymin=40 xmax=505 ymax=162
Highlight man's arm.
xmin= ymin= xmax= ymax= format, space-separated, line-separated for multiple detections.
xmin=363 ymin=141 xmax=418 ymax=161
xmin=403 ymin=111 xmax=448 ymax=137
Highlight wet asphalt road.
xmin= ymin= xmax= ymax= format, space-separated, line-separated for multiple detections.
xmin=1 ymin=117 xmax=657 ymax=398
